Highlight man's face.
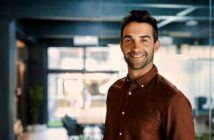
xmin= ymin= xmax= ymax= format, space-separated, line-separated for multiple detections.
xmin=121 ymin=22 xmax=160 ymax=70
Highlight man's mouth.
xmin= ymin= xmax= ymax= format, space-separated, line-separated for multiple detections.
xmin=128 ymin=53 xmax=146 ymax=59
xmin=130 ymin=54 xmax=144 ymax=58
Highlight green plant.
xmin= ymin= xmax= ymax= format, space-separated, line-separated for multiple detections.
xmin=29 ymin=85 xmax=43 ymax=124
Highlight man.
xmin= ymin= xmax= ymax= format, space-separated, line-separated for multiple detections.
xmin=104 ymin=10 xmax=195 ymax=140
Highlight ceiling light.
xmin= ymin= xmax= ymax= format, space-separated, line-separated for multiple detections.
xmin=159 ymin=36 xmax=173 ymax=45
xmin=73 ymin=36 xmax=98 ymax=46
xmin=186 ymin=20 xmax=198 ymax=26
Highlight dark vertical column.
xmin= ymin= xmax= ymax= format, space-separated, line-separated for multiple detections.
xmin=27 ymin=44 xmax=47 ymax=124
xmin=0 ymin=17 xmax=16 ymax=140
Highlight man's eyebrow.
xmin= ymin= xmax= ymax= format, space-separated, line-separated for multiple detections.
xmin=122 ymin=35 xmax=132 ymax=39
xmin=140 ymin=35 xmax=151 ymax=39
xmin=122 ymin=35 xmax=152 ymax=40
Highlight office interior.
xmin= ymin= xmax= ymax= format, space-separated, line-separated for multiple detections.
xmin=0 ymin=0 xmax=214 ymax=140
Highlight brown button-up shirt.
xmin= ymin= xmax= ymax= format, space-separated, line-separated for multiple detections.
xmin=104 ymin=65 xmax=195 ymax=140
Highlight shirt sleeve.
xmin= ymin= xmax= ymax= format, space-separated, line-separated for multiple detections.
xmin=163 ymin=93 xmax=195 ymax=140
xmin=103 ymin=89 xmax=110 ymax=140
xmin=103 ymin=110 xmax=109 ymax=140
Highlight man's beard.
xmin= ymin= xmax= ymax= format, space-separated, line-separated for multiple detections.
xmin=124 ymin=50 xmax=154 ymax=70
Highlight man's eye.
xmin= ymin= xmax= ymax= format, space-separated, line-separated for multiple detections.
xmin=124 ymin=39 xmax=132 ymax=43
xmin=141 ymin=39 xmax=148 ymax=42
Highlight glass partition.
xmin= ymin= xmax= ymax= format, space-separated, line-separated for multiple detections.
xmin=155 ymin=45 xmax=214 ymax=139
xmin=47 ymin=47 xmax=121 ymax=127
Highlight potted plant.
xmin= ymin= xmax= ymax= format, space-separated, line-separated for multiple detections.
xmin=28 ymin=85 xmax=44 ymax=131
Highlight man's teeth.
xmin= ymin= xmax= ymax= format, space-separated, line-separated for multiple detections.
xmin=131 ymin=55 xmax=143 ymax=58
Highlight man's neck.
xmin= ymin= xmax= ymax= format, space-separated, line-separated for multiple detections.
xmin=128 ymin=63 xmax=153 ymax=80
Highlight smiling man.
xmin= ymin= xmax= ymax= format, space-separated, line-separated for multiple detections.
xmin=104 ymin=10 xmax=195 ymax=140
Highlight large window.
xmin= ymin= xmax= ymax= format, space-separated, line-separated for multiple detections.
xmin=155 ymin=45 xmax=214 ymax=138
xmin=47 ymin=47 xmax=121 ymax=126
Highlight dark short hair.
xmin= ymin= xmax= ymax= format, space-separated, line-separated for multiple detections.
xmin=121 ymin=10 xmax=158 ymax=42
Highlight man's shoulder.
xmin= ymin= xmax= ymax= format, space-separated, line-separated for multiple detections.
xmin=106 ymin=77 xmax=126 ymax=98
xmin=155 ymin=74 xmax=190 ymax=107
xmin=109 ymin=77 xmax=126 ymax=89
xmin=156 ymin=74 xmax=183 ymax=97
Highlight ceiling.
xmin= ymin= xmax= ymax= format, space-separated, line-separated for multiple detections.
xmin=0 ymin=0 xmax=213 ymax=46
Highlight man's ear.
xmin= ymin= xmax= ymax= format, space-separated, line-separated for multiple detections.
xmin=154 ymin=40 xmax=160 ymax=52
xmin=120 ymin=41 xmax=124 ymax=52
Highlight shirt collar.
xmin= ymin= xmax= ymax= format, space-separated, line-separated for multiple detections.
xmin=125 ymin=65 xmax=158 ymax=87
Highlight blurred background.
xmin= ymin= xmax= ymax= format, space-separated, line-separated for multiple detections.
xmin=0 ymin=0 xmax=213 ymax=140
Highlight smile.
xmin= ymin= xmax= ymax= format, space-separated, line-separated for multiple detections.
xmin=129 ymin=54 xmax=145 ymax=59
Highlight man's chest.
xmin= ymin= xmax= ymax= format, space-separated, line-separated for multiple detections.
xmin=108 ymin=88 xmax=162 ymax=133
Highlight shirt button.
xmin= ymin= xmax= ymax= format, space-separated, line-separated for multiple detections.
xmin=119 ymin=132 xmax=122 ymax=136
xmin=128 ymin=92 xmax=132 ymax=95
xmin=122 ymin=111 xmax=125 ymax=115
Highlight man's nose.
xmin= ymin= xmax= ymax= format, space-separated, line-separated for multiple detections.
xmin=132 ymin=41 xmax=142 ymax=50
